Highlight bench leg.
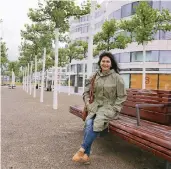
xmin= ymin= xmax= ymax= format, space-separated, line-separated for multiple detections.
xmin=166 ymin=161 xmax=171 ymax=169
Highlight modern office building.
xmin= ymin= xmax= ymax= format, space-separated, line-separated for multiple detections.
xmin=67 ymin=0 xmax=171 ymax=90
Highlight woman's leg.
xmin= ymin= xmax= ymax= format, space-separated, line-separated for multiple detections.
xmin=81 ymin=117 xmax=100 ymax=156
xmin=72 ymin=118 xmax=94 ymax=162
xmin=83 ymin=118 xmax=94 ymax=156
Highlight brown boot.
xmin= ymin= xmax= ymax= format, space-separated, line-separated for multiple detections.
xmin=81 ymin=154 xmax=90 ymax=165
xmin=72 ymin=150 xmax=84 ymax=162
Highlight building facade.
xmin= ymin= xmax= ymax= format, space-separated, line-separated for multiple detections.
xmin=67 ymin=0 xmax=171 ymax=90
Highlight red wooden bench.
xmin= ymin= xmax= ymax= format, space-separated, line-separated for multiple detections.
xmin=69 ymin=89 xmax=171 ymax=169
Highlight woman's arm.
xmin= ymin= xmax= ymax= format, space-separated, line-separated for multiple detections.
xmin=82 ymin=73 xmax=96 ymax=106
xmin=112 ymin=75 xmax=127 ymax=112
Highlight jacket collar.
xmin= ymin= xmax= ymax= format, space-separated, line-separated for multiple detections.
xmin=97 ymin=69 xmax=115 ymax=77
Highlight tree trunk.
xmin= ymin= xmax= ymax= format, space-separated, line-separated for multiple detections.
xmin=53 ymin=27 xmax=59 ymax=109
xmin=69 ymin=56 xmax=72 ymax=63
xmin=142 ymin=41 xmax=146 ymax=89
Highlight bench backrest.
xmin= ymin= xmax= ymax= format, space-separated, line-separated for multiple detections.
xmin=121 ymin=89 xmax=171 ymax=125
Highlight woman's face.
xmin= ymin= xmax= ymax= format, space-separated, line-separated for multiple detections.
xmin=100 ymin=56 xmax=112 ymax=72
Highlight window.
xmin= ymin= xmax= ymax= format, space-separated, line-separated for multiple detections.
xmin=121 ymin=3 xmax=132 ymax=18
xmin=153 ymin=31 xmax=160 ymax=40
xmin=113 ymin=53 xmax=120 ymax=63
xmin=146 ymin=51 xmax=159 ymax=62
xmin=81 ymin=26 xmax=89 ymax=33
xmin=113 ymin=9 xmax=121 ymax=20
xmin=160 ymin=30 xmax=171 ymax=40
xmin=160 ymin=1 xmax=171 ymax=12
xmin=131 ymin=51 xmax=143 ymax=62
xmin=159 ymin=51 xmax=171 ymax=63
xmin=95 ymin=20 xmax=104 ymax=30
xmin=120 ymin=52 xmax=130 ymax=63
xmin=131 ymin=51 xmax=158 ymax=62
xmin=71 ymin=65 xmax=75 ymax=72
xmin=121 ymin=74 xmax=130 ymax=89
xmin=132 ymin=1 xmax=139 ymax=15
xmin=93 ymin=63 xmax=99 ymax=72
xmin=152 ymin=1 xmax=161 ymax=10
xmin=132 ymin=1 xmax=152 ymax=15
xmin=109 ymin=9 xmax=121 ymax=20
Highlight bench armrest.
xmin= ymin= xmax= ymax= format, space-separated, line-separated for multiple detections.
xmin=135 ymin=104 xmax=164 ymax=126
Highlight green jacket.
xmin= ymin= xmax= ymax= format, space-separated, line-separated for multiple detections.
xmin=83 ymin=69 xmax=127 ymax=132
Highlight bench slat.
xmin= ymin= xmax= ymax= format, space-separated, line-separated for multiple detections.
xmin=110 ymin=129 xmax=171 ymax=162
xmin=110 ymin=126 xmax=171 ymax=156
xmin=110 ymin=119 xmax=171 ymax=150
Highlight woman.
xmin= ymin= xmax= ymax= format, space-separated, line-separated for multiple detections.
xmin=72 ymin=52 xmax=127 ymax=164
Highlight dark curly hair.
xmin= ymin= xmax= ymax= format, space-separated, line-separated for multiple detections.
xmin=98 ymin=52 xmax=120 ymax=74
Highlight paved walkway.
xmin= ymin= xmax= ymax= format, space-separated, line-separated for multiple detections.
xmin=1 ymin=87 xmax=165 ymax=169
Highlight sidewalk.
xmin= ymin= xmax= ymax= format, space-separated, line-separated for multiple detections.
xmin=1 ymin=87 xmax=165 ymax=169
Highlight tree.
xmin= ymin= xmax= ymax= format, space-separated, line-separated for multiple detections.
xmin=8 ymin=61 xmax=20 ymax=77
xmin=94 ymin=19 xmax=131 ymax=52
xmin=19 ymin=22 xmax=55 ymax=73
xmin=66 ymin=43 xmax=83 ymax=63
xmin=28 ymin=0 xmax=91 ymax=109
xmin=1 ymin=41 xmax=9 ymax=84
xmin=74 ymin=40 xmax=88 ymax=58
xmin=120 ymin=1 xmax=171 ymax=89
xmin=1 ymin=42 xmax=8 ymax=73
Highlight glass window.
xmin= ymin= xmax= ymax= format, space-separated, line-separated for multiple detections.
xmin=146 ymin=51 xmax=159 ymax=62
xmin=71 ymin=65 xmax=75 ymax=72
xmin=113 ymin=9 xmax=121 ymax=20
xmin=120 ymin=52 xmax=130 ymax=63
xmin=108 ymin=9 xmax=121 ymax=20
xmin=165 ymin=31 xmax=171 ymax=40
xmin=93 ymin=63 xmax=98 ymax=72
xmin=121 ymin=3 xmax=132 ymax=18
xmin=152 ymin=1 xmax=161 ymax=10
xmin=159 ymin=51 xmax=171 ymax=63
xmin=160 ymin=30 xmax=171 ymax=40
xmin=153 ymin=31 xmax=160 ymax=40
xmin=131 ymin=51 xmax=143 ymax=62
xmin=132 ymin=1 xmax=139 ymax=15
xmin=121 ymin=74 xmax=130 ymax=89
xmin=113 ymin=53 xmax=120 ymax=63
xmin=132 ymin=1 xmax=152 ymax=15
xmin=161 ymin=1 xmax=171 ymax=12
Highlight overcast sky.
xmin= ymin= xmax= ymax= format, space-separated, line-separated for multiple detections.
xmin=0 ymin=0 xmax=103 ymax=61
xmin=0 ymin=0 xmax=40 ymax=61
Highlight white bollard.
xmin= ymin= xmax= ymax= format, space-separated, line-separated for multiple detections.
xmin=40 ymin=48 xmax=46 ymax=103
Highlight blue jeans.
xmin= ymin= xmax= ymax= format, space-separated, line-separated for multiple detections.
xmin=81 ymin=117 xmax=100 ymax=156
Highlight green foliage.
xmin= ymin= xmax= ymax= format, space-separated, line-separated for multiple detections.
xmin=8 ymin=61 xmax=20 ymax=77
xmin=120 ymin=1 xmax=171 ymax=45
xmin=94 ymin=19 xmax=131 ymax=51
xmin=28 ymin=0 xmax=91 ymax=31
xmin=65 ymin=42 xmax=83 ymax=63
xmin=19 ymin=22 xmax=54 ymax=69
xmin=74 ymin=40 xmax=88 ymax=58
xmin=1 ymin=42 xmax=8 ymax=72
